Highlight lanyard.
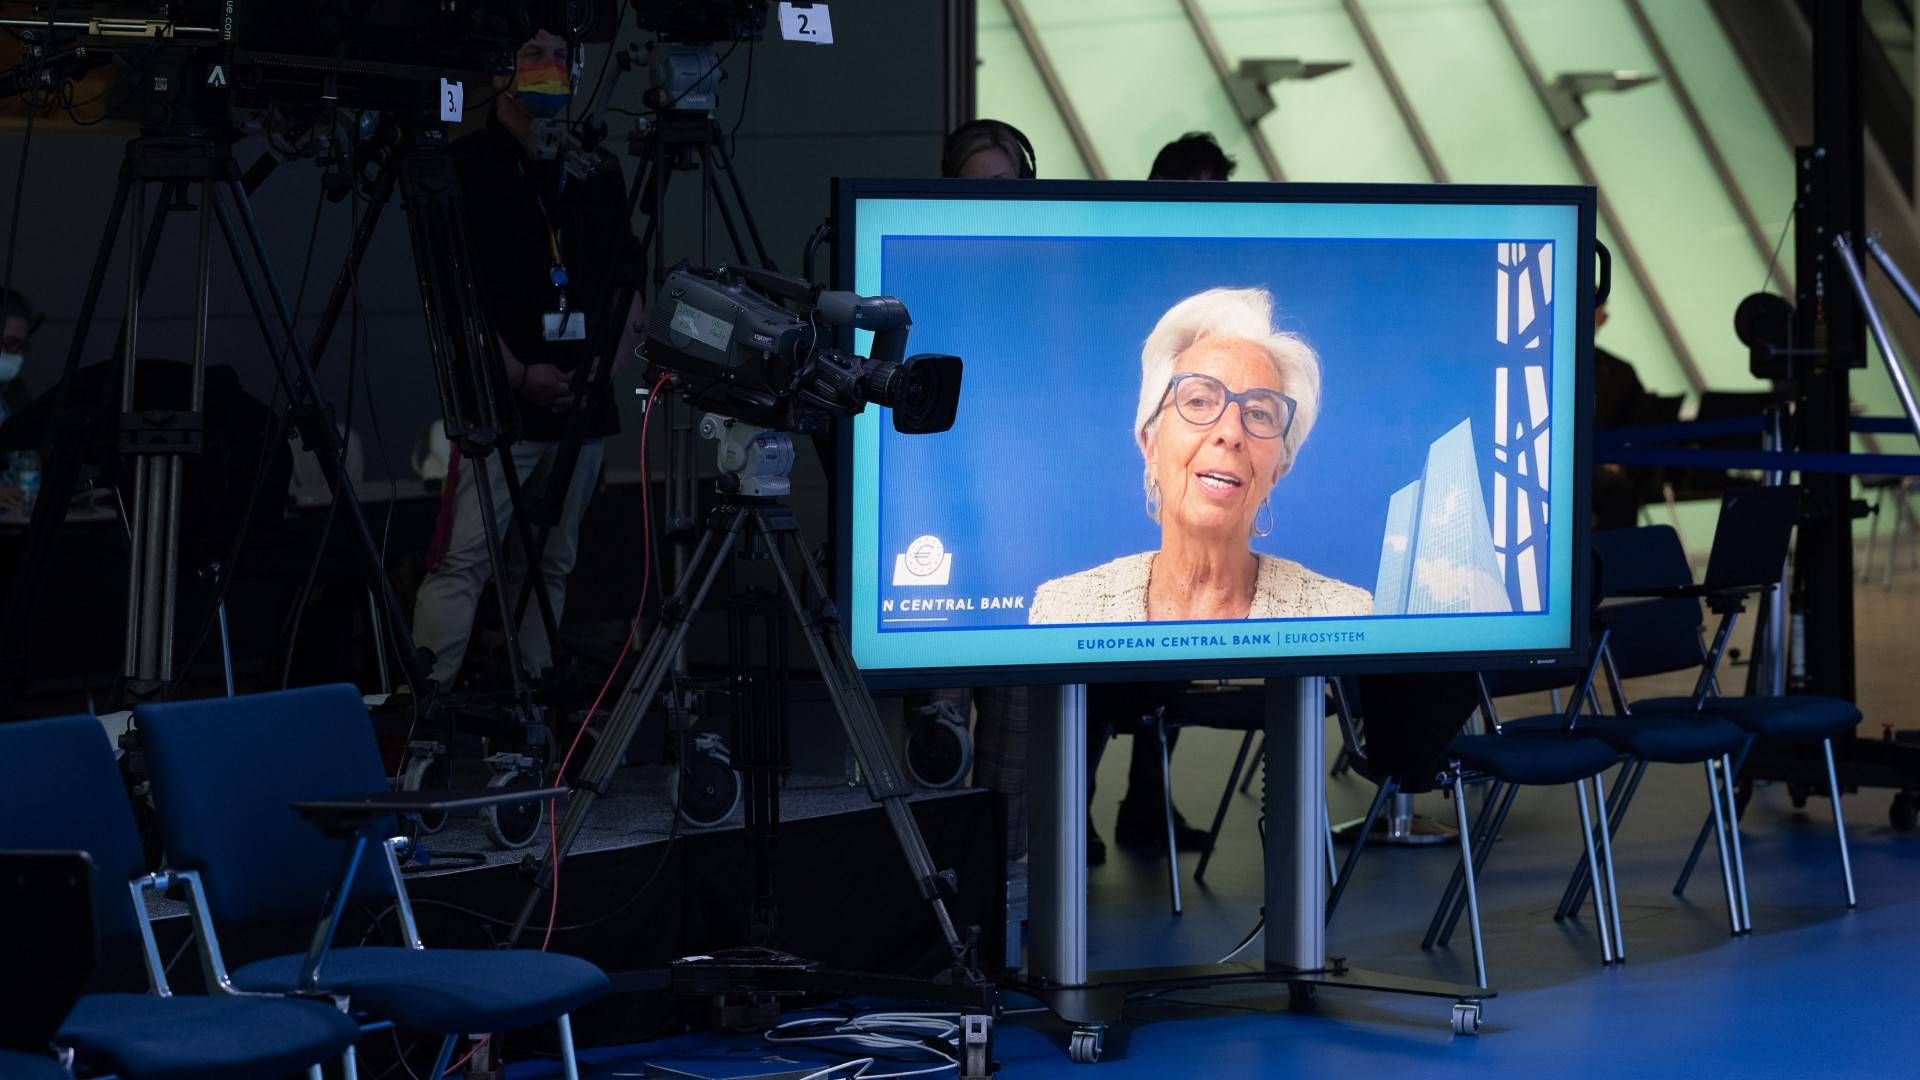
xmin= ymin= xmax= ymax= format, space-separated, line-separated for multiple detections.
xmin=532 ymin=194 xmax=571 ymax=312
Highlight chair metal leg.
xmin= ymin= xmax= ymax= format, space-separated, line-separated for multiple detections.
xmin=1705 ymin=759 xmax=1741 ymax=936
xmin=429 ymin=1035 xmax=458 ymax=1077
xmin=1239 ymin=733 xmax=1265 ymax=793
xmin=1591 ymin=772 xmax=1625 ymax=961
xmin=1157 ymin=716 xmax=1182 ymax=915
xmin=558 ymin=1013 xmax=581 ymax=1080
xmin=1427 ymin=781 xmax=1511 ymax=949
xmin=308 ymin=1066 xmax=324 ymax=1080
xmin=1557 ymin=760 xmax=1643 ymax=920
xmin=1720 ymin=752 xmax=1753 ymax=933
xmin=1862 ymin=487 xmax=1883 ymax=583
xmin=1323 ymin=790 xmax=1338 ymax=889
xmin=1449 ymin=772 xmax=1488 ymax=990
xmin=1439 ymin=782 xmax=1519 ymax=947
xmin=342 ymin=1046 xmax=359 ymax=1080
xmin=1325 ymin=779 xmax=1393 ymax=922
xmin=1573 ymin=778 xmax=1616 ymax=964
xmin=1822 ymin=739 xmax=1859 ymax=908
xmin=1428 ymin=780 xmax=1497 ymax=941
xmin=1888 ymin=496 xmax=1903 ymax=589
xmin=1676 ymin=738 xmax=1755 ymax=898
xmin=1196 ymin=730 xmax=1256 ymax=884
xmin=1674 ymin=812 xmax=1715 ymax=898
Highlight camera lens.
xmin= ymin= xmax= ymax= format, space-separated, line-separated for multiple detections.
xmin=871 ymin=354 xmax=962 ymax=434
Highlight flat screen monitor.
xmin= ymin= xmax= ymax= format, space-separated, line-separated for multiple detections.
xmin=835 ymin=179 xmax=1595 ymax=687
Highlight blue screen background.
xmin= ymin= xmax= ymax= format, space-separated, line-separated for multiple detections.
xmin=872 ymin=235 xmax=1542 ymax=629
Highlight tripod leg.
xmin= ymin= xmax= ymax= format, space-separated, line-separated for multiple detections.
xmin=212 ymin=180 xmax=428 ymax=690
xmin=708 ymin=128 xmax=776 ymax=269
xmin=465 ymin=453 xmax=530 ymax=694
xmin=302 ymin=164 xmax=395 ymax=367
xmin=117 ymin=179 xmax=148 ymax=681
xmin=757 ymin=511 xmax=971 ymax=967
xmin=696 ymin=144 xmax=750 ymax=267
xmin=507 ymin=508 xmax=751 ymax=944
xmin=155 ymin=178 xmax=216 ymax=683
xmin=497 ymin=451 xmax=566 ymax=675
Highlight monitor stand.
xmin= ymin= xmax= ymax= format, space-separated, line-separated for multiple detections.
xmin=1015 ymin=678 xmax=1490 ymax=1064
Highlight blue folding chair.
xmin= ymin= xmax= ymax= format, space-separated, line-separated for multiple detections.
xmin=134 ymin=684 xmax=608 ymax=1079
xmin=0 ymin=718 xmax=364 ymax=1080
xmin=1326 ymin=660 xmax=1627 ymax=991
xmin=1597 ymin=490 xmax=1860 ymax=913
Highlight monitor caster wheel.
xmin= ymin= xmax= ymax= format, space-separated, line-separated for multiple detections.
xmin=1068 ymin=1025 xmax=1104 ymax=1064
xmin=670 ymin=733 xmax=741 ymax=829
xmin=906 ymin=702 xmax=973 ymax=789
xmin=1452 ymin=1001 xmax=1482 ymax=1036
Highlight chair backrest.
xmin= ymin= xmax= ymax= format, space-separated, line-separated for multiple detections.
xmin=0 ymin=717 xmax=150 ymax=952
xmin=1339 ymin=673 xmax=1481 ymax=793
xmin=1702 ymin=486 xmax=1801 ymax=591
xmin=1591 ymin=526 xmax=1707 ymax=681
xmin=135 ymin=684 xmax=397 ymax=930
xmin=1479 ymin=664 xmax=1583 ymax=700
xmin=0 ymin=852 xmax=97 ymax=1052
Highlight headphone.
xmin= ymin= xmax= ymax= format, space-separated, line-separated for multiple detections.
xmin=943 ymin=118 xmax=1037 ymax=179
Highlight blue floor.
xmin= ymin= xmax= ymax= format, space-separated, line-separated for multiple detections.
xmin=506 ymin=718 xmax=1920 ymax=1078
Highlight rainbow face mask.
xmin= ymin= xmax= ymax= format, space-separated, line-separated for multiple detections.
xmin=513 ymin=55 xmax=573 ymax=118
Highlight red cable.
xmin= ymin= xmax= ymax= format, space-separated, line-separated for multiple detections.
xmin=540 ymin=373 xmax=670 ymax=951
xmin=445 ymin=376 xmax=669 ymax=1079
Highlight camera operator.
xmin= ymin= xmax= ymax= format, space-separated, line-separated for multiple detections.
xmin=412 ymin=18 xmax=644 ymax=689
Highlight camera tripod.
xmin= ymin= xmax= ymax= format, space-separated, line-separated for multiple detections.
xmin=505 ymin=103 xmax=778 ymax=645
xmin=0 ymin=129 xmax=421 ymax=703
xmin=505 ymin=425 xmax=983 ymax=988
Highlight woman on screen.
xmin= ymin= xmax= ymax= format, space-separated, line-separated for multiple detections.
xmin=1029 ymin=287 xmax=1372 ymax=624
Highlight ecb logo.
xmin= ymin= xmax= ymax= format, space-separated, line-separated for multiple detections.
xmin=892 ymin=534 xmax=953 ymax=587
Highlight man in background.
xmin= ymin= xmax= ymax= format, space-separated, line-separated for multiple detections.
xmin=1148 ymin=131 xmax=1236 ymax=183
xmin=0 ymin=289 xmax=42 ymax=516
xmin=411 ymin=16 xmax=644 ymax=690
xmin=1591 ymin=303 xmax=1647 ymax=530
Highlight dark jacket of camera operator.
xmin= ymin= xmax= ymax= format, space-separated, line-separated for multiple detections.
xmin=410 ymin=25 xmax=645 ymax=690
xmin=452 ymin=92 xmax=640 ymax=440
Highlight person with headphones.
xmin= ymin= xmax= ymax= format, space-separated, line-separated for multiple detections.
xmin=411 ymin=12 xmax=644 ymax=691
xmin=942 ymin=119 xmax=1037 ymax=181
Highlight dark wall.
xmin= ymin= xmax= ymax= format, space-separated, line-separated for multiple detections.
xmin=0 ymin=0 xmax=966 ymax=539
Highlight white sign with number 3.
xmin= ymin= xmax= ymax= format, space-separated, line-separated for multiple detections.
xmin=778 ymin=3 xmax=834 ymax=45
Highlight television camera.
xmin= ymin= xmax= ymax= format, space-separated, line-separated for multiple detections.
xmin=644 ymin=265 xmax=965 ymax=449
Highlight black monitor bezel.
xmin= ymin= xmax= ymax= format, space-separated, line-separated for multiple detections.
xmin=832 ymin=177 xmax=1596 ymax=690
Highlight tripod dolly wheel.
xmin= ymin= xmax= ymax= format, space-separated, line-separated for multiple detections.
xmin=399 ymin=743 xmax=451 ymax=833
xmin=1891 ymin=791 xmax=1919 ymax=833
xmin=483 ymin=755 xmax=549 ymax=850
xmin=670 ymin=734 xmax=742 ymax=829
xmin=906 ymin=703 xmax=973 ymax=789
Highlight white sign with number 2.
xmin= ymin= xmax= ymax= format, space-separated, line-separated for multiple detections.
xmin=778 ymin=3 xmax=834 ymax=45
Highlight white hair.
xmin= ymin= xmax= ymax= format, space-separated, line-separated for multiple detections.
xmin=1134 ymin=286 xmax=1323 ymax=514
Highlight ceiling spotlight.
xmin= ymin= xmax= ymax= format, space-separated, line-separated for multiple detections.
xmin=1228 ymin=58 xmax=1352 ymax=124
xmin=1545 ymin=70 xmax=1660 ymax=132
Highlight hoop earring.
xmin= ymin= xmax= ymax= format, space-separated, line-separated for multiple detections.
xmin=1253 ymin=498 xmax=1274 ymax=538
xmin=1146 ymin=479 xmax=1162 ymax=519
